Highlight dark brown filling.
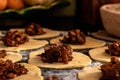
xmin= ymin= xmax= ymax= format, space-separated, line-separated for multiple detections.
xmin=105 ymin=41 xmax=120 ymax=56
xmin=60 ymin=29 xmax=86 ymax=45
xmin=0 ymin=60 xmax=28 ymax=80
xmin=39 ymin=44 xmax=73 ymax=64
xmin=100 ymin=57 xmax=120 ymax=80
xmin=0 ymin=50 xmax=7 ymax=58
xmin=1 ymin=30 xmax=29 ymax=47
xmin=25 ymin=22 xmax=46 ymax=36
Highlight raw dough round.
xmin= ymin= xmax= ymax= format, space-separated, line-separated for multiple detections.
xmin=89 ymin=46 xmax=119 ymax=62
xmin=0 ymin=39 xmax=48 ymax=51
xmin=50 ymin=36 xmax=106 ymax=50
xmin=10 ymin=28 xmax=60 ymax=39
xmin=28 ymin=49 xmax=92 ymax=69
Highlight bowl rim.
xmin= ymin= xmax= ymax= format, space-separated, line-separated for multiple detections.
xmin=100 ymin=3 xmax=120 ymax=14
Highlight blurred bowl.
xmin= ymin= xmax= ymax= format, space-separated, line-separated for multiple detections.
xmin=100 ymin=3 xmax=120 ymax=37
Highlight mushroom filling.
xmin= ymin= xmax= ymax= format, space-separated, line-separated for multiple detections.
xmin=100 ymin=57 xmax=120 ymax=80
xmin=0 ymin=50 xmax=7 ymax=58
xmin=105 ymin=41 xmax=120 ymax=56
xmin=1 ymin=30 xmax=29 ymax=47
xmin=0 ymin=60 xmax=28 ymax=80
xmin=60 ymin=29 xmax=86 ymax=45
xmin=25 ymin=22 xmax=46 ymax=36
xmin=40 ymin=44 xmax=73 ymax=64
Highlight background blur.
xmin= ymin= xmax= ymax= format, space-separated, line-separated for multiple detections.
xmin=1 ymin=0 xmax=120 ymax=32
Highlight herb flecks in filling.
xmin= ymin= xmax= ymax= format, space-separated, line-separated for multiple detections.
xmin=0 ymin=60 xmax=28 ymax=80
xmin=105 ymin=41 xmax=120 ymax=56
xmin=1 ymin=31 xmax=29 ymax=47
xmin=0 ymin=50 xmax=7 ymax=58
xmin=39 ymin=44 xmax=73 ymax=64
xmin=100 ymin=57 xmax=120 ymax=80
xmin=60 ymin=29 xmax=86 ymax=45
xmin=25 ymin=22 xmax=46 ymax=36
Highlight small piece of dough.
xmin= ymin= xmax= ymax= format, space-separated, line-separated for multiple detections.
xmin=78 ymin=66 xmax=102 ymax=80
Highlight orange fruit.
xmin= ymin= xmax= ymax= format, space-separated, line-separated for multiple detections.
xmin=0 ymin=0 xmax=7 ymax=11
xmin=24 ymin=0 xmax=45 ymax=6
xmin=7 ymin=0 xmax=25 ymax=10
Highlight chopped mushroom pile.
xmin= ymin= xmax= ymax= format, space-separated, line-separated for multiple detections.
xmin=25 ymin=22 xmax=46 ymax=36
xmin=100 ymin=57 xmax=120 ymax=80
xmin=1 ymin=30 xmax=29 ymax=47
xmin=105 ymin=41 xmax=120 ymax=56
xmin=0 ymin=60 xmax=28 ymax=80
xmin=40 ymin=44 xmax=73 ymax=64
xmin=60 ymin=29 xmax=86 ymax=45
xmin=0 ymin=50 xmax=7 ymax=58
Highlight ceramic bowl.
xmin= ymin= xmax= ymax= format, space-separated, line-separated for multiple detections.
xmin=100 ymin=3 xmax=120 ymax=37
